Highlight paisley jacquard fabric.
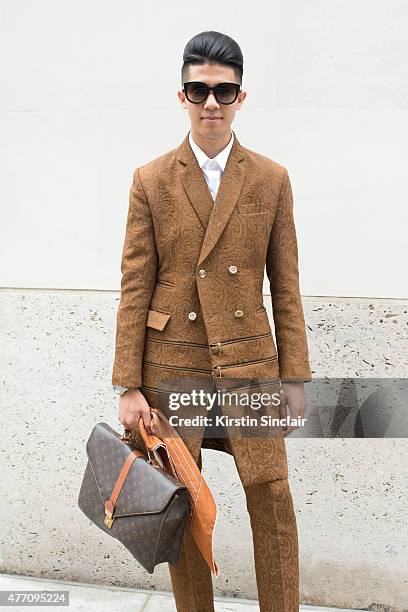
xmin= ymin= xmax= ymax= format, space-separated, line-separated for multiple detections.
xmin=112 ymin=129 xmax=312 ymax=486
xmin=168 ymin=447 xmax=300 ymax=612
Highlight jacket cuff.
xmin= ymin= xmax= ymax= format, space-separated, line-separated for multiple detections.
xmin=111 ymin=362 xmax=142 ymax=389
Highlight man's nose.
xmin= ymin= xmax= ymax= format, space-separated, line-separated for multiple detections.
xmin=203 ymin=92 xmax=219 ymax=108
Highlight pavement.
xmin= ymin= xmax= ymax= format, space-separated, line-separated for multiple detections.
xmin=0 ymin=574 xmax=365 ymax=611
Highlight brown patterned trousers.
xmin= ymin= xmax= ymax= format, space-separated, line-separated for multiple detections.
xmin=167 ymin=394 xmax=300 ymax=612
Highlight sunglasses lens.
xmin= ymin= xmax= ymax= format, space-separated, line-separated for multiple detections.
xmin=185 ymin=83 xmax=209 ymax=103
xmin=214 ymin=83 xmax=239 ymax=104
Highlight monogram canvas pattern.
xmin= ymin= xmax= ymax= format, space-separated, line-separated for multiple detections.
xmin=77 ymin=423 xmax=190 ymax=573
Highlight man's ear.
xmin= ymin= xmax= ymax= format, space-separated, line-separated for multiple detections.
xmin=236 ymin=91 xmax=247 ymax=110
xmin=177 ymin=91 xmax=188 ymax=109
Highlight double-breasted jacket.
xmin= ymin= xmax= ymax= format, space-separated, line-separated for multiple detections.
xmin=112 ymin=129 xmax=312 ymax=486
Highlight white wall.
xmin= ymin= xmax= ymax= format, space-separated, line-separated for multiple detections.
xmin=1 ymin=0 xmax=407 ymax=297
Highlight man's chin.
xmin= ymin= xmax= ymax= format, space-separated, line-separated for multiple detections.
xmin=195 ymin=121 xmax=229 ymax=137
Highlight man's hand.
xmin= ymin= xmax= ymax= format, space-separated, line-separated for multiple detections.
xmin=118 ymin=387 xmax=152 ymax=435
xmin=279 ymin=382 xmax=307 ymax=437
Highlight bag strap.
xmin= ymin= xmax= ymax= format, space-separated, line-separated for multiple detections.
xmin=104 ymin=449 xmax=145 ymax=528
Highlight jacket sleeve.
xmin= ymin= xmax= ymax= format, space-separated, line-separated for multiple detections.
xmin=111 ymin=167 xmax=158 ymax=388
xmin=266 ymin=167 xmax=312 ymax=382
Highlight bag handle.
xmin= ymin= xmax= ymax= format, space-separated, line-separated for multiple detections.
xmin=121 ymin=406 xmax=158 ymax=441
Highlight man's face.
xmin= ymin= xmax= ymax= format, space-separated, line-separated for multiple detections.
xmin=178 ymin=63 xmax=246 ymax=140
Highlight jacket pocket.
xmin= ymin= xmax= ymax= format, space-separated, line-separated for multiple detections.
xmin=149 ymin=283 xmax=175 ymax=314
xmin=146 ymin=309 xmax=171 ymax=331
xmin=237 ymin=207 xmax=266 ymax=215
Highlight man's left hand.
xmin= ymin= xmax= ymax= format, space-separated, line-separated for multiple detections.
xmin=279 ymin=382 xmax=307 ymax=437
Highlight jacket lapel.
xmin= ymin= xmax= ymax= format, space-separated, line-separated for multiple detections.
xmin=177 ymin=129 xmax=247 ymax=267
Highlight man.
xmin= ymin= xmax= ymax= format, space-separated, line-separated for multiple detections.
xmin=112 ymin=30 xmax=312 ymax=612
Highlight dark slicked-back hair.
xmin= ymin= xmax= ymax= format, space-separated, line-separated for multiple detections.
xmin=181 ymin=31 xmax=243 ymax=86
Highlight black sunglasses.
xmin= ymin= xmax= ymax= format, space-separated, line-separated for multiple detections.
xmin=183 ymin=81 xmax=241 ymax=105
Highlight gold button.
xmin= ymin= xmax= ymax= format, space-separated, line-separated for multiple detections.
xmin=210 ymin=342 xmax=222 ymax=354
xmin=228 ymin=265 xmax=238 ymax=274
xmin=234 ymin=309 xmax=243 ymax=318
xmin=198 ymin=269 xmax=206 ymax=278
xmin=188 ymin=311 xmax=197 ymax=321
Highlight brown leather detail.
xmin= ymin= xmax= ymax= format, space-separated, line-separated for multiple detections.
xmin=138 ymin=408 xmax=219 ymax=576
xmin=78 ymin=422 xmax=191 ymax=573
xmin=105 ymin=449 xmax=145 ymax=516
xmin=146 ymin=309 xmax=171 ymax=331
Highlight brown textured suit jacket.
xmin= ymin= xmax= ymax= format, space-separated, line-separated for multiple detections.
xmin=112 ymin=129 xmax=312 ymax=485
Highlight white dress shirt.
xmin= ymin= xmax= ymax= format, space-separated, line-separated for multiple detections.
xmin=188 ymin=130 xmax=234 ymax=201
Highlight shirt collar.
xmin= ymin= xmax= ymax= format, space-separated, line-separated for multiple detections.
xmin=188 ymin=130 xmax=234 ymax=172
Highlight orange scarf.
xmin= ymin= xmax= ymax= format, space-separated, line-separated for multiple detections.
xmin=137 ymin=407 xmax=218 ymax=576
